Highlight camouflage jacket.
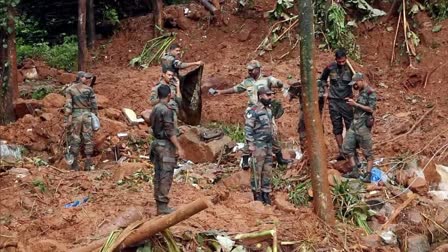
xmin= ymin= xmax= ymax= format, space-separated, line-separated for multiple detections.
xmin=319 ymin=62 xmax=353 ymax=99
xmin=150 ymin=102 xmax=177 ymax=140
xmin=352 ymin=85 xmax=377 ymax=129
xmin=233 ymin=75 xmax=283 ymax=106
xmin=149 ymin=79 xmax=182 ymax=111
xmin=161 ymin=53 xmax=183 ymax=76
xmin=64 ymin=82 xmax=98 ymax=120
xmin=245 ymin=102 xmax=274 ymax=145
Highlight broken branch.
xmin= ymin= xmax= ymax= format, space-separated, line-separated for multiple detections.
xmin=198 ymin=0 xmax=217 ymax=14
xmin=381 ymin=193 xmax=416 ymax=230
xmin=390 ymin=12 xmax=401 ymax=65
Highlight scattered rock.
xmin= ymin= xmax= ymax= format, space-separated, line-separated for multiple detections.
xmin=104 ymin=108 xmax=122 ymax=120
xmin=179 ymin=127 xmax=232 ymax=163
xmin=361 ymin=234 xmax=382 ymax=249
xmin=29 ymin=141 xmax=48 ymax=152
xmin=408 ymin=177 xmax=428 ymax=195
xmin=42 ymin=93 xmax=65 ymax=108
xmin=220 ymin=170 xmax=250 ymax=190
xmin=21 ymin=196 xmax=34 ymax=210
xmin=238 ymin=23 xmax=256 ymax=42
xmin=98 ymin=207 xmax=143 ymax=236
xmin=96 ymin=94 xmax=110 ymax=109
xmin=39 ymin=113 xmax=54 ymax=121
xmin=21 ymin=67 xmax=39 ymax=80
xmin=433 ymin=244 xmax=448 ymax=252
xmin=37 ymin=66 xmax=58 ymax=79
xmin=112 ymin=162 xmax=148 ymax=181
xmin=57 ymin=72 xmax=76 ymax=84
xmin=406 ymin=209 xmax=423 ymax=225
xmin=328 ymin=169 xmax=342 ymax=186
xmin=273 ymin=192 xmax=297 ymax=214
xmin=14 ymin=99 xmax=43 ymax=118
xmin=405 ymin=234 xmax=430 ymax=252
xmin=330 ymin=160 xmax=352 ymax=174
xmin=8 ymin=168 xmax=31 ymax=178
xmin=141 ymin=109 xmax=151 ymax=125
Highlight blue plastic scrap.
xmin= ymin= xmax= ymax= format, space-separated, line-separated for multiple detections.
xmin=64 ymin=196 xmax=89 ymax=208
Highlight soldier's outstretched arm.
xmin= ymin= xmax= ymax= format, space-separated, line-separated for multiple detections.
xmin=267 ymin=76 xmax=284 ymax=89
xmin=177 ymin=60 xmax=204 ymax=69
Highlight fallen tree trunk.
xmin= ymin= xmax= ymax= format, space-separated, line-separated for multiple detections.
xmin=198 ymin=0 xmax=217 ymax=14
xmin=72 ymin=197 xmax=211 ymax=252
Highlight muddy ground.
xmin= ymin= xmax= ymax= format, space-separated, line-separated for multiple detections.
xmin=1 ymin=1 xmax=448 ymax=251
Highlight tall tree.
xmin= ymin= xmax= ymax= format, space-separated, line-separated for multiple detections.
xmin=0 ymin=0 xmax=18 ymax=124
xmin=297 ymin=0 xmax=335 ymax=224
xmin=78 ymin=0 xmax=88 ymax=71
xmin=152 ymin=0 xmax=163 ymax=37
xmin=87 ymin=0 xmax=95 ymax=49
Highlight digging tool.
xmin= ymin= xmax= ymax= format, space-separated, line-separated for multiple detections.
xmin=346 ymin=59 xmax=356 ymax=74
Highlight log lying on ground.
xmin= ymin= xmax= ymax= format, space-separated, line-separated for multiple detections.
xmin=198 ymin=0 xmax=217 ymax=14
xmin=72 ymin=197 xmax=212 ymax=252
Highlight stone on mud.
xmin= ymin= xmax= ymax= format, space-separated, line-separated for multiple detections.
xmin=104 ymin=108 xmax=122 ymax=120
xmin=112 ymin=162 xmax=148 ymax=181
xmin=42 ymin=93 xmax=65 ymax=108
xmin=404 ymin=234 xmax=430 ymax=252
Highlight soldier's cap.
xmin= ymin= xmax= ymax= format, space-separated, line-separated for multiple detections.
xmin=247 ymin=60 xmax=261 ymax=70
xmin=77 ymin=71 xmax=93 ymax=79
xmin=258 ymin=86 xmax=274 ymax=95
xmin=349 ymin=72 xmax=364 ymax=86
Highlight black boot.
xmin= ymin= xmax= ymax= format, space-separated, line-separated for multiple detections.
xmin=157 ymin=202 xmax=175 ymax=215
xmin=275 ymin=151 xmax=291 ymax=166
xmin=241 ymin=155 xmax=250 ymax=170
xmin=261 ymin=192 xmax=271 ymax=205
xmin=84 ymin=156 xmax=93 ymax=171
xmin=71 ymin=159 xmax=79 ymax=171
xmin=343 ymin=166 xmax=360 ymax=179
xmin=252 ymin=191 xmax=262 ymax=202
xmin=360 ymin=171 xmax=372 ymax=183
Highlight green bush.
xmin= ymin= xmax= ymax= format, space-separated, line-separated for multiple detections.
xmin=17 ymin=36 xmax=77 ymax=71
xmin=425 ymin=0 xmax=448 ymax=20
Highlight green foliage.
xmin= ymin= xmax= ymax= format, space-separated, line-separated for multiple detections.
xmin=268 ymin=0 xmax=294 ymax=19
xmin=0 ymin=0 xmax=20 ymax=30
xmin=425 ymin=0 xmax=448 ymax=20
xmin=15 ymin=14 xmax=47 ymax=44
xmin=207 ymin=122 xmax=245 ymax=143
xmin=32 ymin=179 xmax=47 ymax=193
xmin=130 ymin=34 xmax=176 ymax=68
xmin=288 ymin=179 xmax=311 ymax=207
xmin=31 ymin=87 xmax=53 ymax=100
xmin=332 ymin=179 xmax=372 ymax=234
xmin=325 ymin=4 xmax=360 ymax=60
xmin=17 ymin=36 xmax=78 ymax=70
xmin=104 ymin=6 xmax=120 ymax=25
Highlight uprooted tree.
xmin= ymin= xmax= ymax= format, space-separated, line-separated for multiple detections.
xmin=0 ymin=0 xmax=19 ymax=125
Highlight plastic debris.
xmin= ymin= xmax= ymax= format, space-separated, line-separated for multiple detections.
xmin=216 ymin=235 xmax=235 ymax=252
xmin=0 ymin=140 xmax=22 ymax=163
xmin=64 ymin=196 xmax=89 ymax=208
xmin=232 ymin=143 xmax=245 ymax=152
xmin=371 ymin=167 xmax=388 ymax=184
xmin=380 ymin=231 xmax=398 ymax=245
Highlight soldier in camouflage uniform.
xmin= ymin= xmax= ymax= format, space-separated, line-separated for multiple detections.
xmin=213 ymin=60 xmax=291 ymax=168
xmin=64 ymin=71 xmax=98 ymax=171
xmin=150 ymin=68 xmax=182 ymax=131
xmin=319 ymin=49 xmax=354 ymax=160
xmin=245 ymin=86 xmax=275 ymax=205
xmin=149 ymin=84 xmax=185 ymax=215
xmin=161 ymin=43 xmax=204 ymax=78
xmin=342 ymin=73 xmax=377 ymax=181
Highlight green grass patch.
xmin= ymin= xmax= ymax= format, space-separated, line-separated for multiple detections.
xmin=207 ymin=122 xmax=245 ymax=143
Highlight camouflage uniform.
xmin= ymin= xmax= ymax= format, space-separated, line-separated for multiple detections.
xmin=319 ymin=62 xmax=354 ymax=135
xmin=161 ymin=53 xmax=183 ymax=77
xmin=233 ymin=75 xmax=284 ymax=154
xmin=149 ymin=102 xmax=178 ymax=206
xmin=64 ymin=82 xmax=98 ymax=159
xmin=245 ymin=101 xmax=274 ymax=194
xmin=149 ymin=79 xmax=182 ymax=114
xmin=342 ymin=86 xmax=377 ymax=161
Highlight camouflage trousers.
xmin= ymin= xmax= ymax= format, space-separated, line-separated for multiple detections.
xmin=250 ymin=143 xmax=273 ymax=193
xmin=150 ymin=139 xmax=177 ymax=204
xmin=69 ymin=111 xmax=94 ymax=156
xmin=342 ymin=124 xmax=374 ymax=160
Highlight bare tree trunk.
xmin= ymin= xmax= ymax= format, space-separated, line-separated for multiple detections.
xmin=0 ymin=6 xmax=17 ymax=124
xmin=87 ymin=0 xmax=95 ymax=49
xmin=78 ymin=0 xmax=88 ymax=71
xmin=152 ymin=0 xmax=163 ymax=37
xmin=297 ymin=0 xmax=335 ymax=224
